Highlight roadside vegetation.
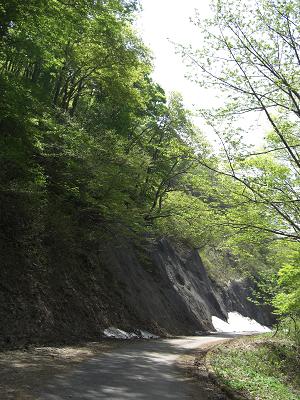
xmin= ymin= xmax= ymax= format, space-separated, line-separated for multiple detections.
xmin=209 ymin=334 xmax=300 ymax=400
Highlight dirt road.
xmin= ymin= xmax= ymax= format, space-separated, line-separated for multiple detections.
xmin=36 ymin=334 xmax=234 ymax=400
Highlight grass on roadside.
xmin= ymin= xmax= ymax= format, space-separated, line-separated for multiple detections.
xmin=209 ymin=334 xmax=300 ymax=400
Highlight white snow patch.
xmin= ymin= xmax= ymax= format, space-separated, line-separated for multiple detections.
xmin=103 ymin=327 xmax=159 ymax=340
xmin=103 ymin=327 xmax=137 ymax=339
xmin=212 ymin=312 xmax=271 ymax=333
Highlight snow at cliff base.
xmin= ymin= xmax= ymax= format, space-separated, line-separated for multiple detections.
xmin=212 ymin=311 xmax=271 ymax=333
xmin=103 ymin=327 xmax=159 ymax=339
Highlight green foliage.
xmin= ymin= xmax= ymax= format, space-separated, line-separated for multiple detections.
xmin=211 ymin=337 xmax=300 ymax=400
xmin=0 ymin=0 xmax=211 ymax=244
xmin=272 ymin=250 xmax=300 ymax=344
xmin=183 ymin=0 xmax=300 ymax=241
xmin=274 ymin=263 xmax=300 ymax=316
xmin=179 ymin=0 xmax=300 ymax=342
xmin=1 ymin=0 xmax=299 ymax=346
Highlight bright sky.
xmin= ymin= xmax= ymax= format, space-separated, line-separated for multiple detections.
xmin=136 ymin=0 xmax=212 ymax=108
xmin=136 ymin=0 xmax=268 ymax=148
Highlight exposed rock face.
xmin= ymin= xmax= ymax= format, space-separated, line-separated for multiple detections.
xmin=0 ymin=236 xmax=274 ymax=348
xmin=222 ymin=279 xmax=275 ymax=327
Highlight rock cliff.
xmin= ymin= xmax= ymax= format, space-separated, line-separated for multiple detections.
xmin=0 ymin=236 xmax=274 ymax=348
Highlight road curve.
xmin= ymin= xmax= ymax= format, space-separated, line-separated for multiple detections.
xmin=37 ymin=334 xmax=234 ymax=400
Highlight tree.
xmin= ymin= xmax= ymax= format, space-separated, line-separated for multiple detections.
xmin=179 ymin=0 xmax=300 ymax=338
xmin=181 ymin=0 xmax=300 ymax=240
xmin=1 ymin=0 xmax=212 ymax=240
xmin=273 ymin=251 xmax=300 ymax=344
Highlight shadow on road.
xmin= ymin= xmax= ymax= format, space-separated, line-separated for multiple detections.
xmin=37 ymin=335 xmax=235 ymax=400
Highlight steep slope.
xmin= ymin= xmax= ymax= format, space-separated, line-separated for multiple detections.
xmin=0 ymin=222 xmax=274 ymax=348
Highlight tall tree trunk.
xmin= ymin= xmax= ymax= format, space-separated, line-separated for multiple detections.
xmin=70 ymin=80 xmax=84 ymax=116
xmin=53 ymin=62 xmax=67 ymax=106
xmin=32 ymin=60 xmax=41 ymax=83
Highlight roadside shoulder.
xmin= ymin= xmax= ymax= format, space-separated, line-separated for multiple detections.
xmin=205 ymin=334 xmax=300 ymax=400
